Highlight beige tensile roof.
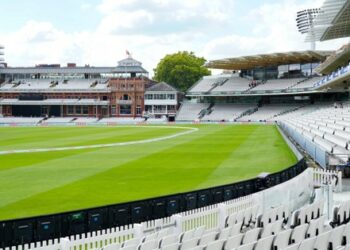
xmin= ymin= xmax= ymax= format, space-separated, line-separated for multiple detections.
xmin=205 ymin=50 xmax=333 ymax=70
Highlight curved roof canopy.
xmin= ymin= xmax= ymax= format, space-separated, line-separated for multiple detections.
xmin=305 ymin=0 xmax=350 ymax=42
xmin=205 ymin=50 xmax=332 ymax=70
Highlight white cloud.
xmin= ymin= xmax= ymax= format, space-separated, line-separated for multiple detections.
xmin=203 ymin=0 xmax=349 ymax=61
xmin=97 ymin=10 xmax=154 ymax=34
xmin=0 ymin=0 xmax=348 ymax=77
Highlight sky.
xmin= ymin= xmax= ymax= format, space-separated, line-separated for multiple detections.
xmin=0 ymin=0 xmax=349 ymax=76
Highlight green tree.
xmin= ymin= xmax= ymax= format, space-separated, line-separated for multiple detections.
xmin=153 ymin=51 xmax=211 ymax=91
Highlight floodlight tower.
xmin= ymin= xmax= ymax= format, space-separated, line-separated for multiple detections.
xmin=296 ymin=9 xmax=320 ymax=50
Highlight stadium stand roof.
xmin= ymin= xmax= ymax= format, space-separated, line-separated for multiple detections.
xmin=316 ymin=43 xmax=350 ymax=74
xmin=0 ymin=57 xmax=148 ymax=74
xmin=0 ymin=66 xmax=115 ymax=74
xmin=205 ymin=50 xmax=332 ymax=70
xmin=305 ymin=0 xmax=350 ymax=42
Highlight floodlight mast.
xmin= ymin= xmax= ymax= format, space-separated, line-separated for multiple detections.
xmin=296 ymin=9 xmax=320 ymax=50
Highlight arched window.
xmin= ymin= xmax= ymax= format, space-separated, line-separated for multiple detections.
xmin=121 ymin=94 xmax=130 ymax=100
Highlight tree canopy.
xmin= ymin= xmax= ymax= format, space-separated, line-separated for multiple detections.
xmin=153 ymin=51 xmax=211 ymax=92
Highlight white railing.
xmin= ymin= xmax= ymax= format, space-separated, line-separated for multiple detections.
xmin=313 ymin=168 xmax=342 ymax=192
xmin=1 ymin=168 xmax=316 ymax=250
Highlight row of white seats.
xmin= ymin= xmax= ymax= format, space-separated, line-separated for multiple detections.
xmin=201 ymin=104 xmax=253 ymax=122
xmin=189 ymin=77 xmax=229 ymax=93
xmin=211 ymin=77 xmax=251 ymax=92
xmin=291 ymin=199 xmax=324 ymax=227
xmin=239 ymin=105 xmax=299 ymax=122
xmin=0 ymin=117 xmax=43 ymax=123
xmin=102 ymin=214 xmax=328 ymax=250
xmin=290 ymin=77 xmax=323 ymax=90
xmin=176 ymin=103 xmax=209 ymax=121
xmin=252 ymin=78 xmax=305 ymax=91
xmin=282 ymin=221 xmax=350 ymax=250
xmin=333 ymin=200 xmax=350 ymax=226
xmin=0 ymin=79 xmax=108 ymax=90
xmin=285 ymin=121 xmax=350 ymax=162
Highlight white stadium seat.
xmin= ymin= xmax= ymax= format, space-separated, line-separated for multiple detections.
xmin=161 ymin=243 xmax=180 ymax=250
xmin=290 ymin=224 xmax=308 ymax=244
xmin=199 ymin=232 xmax=217 ymax=245
xmin=314 ymin=231 xmax=331 ymax=250
xmin=283 ymin=243 xmax=300 ymax=250
xmin=224 ymin=234 xmax=244 ymax=250
xmin=218 ymin=227 xmax=231 ymax=240
xmin=180 ymin=238 xmax=199 ymax=250
xmin=298 ymin=236 xmax=316 ymax=250
xmin=160 ymin=234 xmax=179 ymax=247
xmin=236 ymin=241 xmax=256 ymax=250
xmin=254 ymin=235 xmax=275 ymax=250
xmin=122 ymin=238 xmax=142 ymax=247
xmin=138 ymin=240 xmax=158 ymax=250
xmin=329 ymin=225 xmax=346 ymax=250
xmin=206 ymin=239 xmax=225 ymax=250
xmin=242 ymin=228 xmax=261 ymax=245
xmin=103 ymin=243 xmax=121 ymax=250
xmin=272 ymin=229 xmax=292 ymax=250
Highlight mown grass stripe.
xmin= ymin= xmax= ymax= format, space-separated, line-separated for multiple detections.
xmin=0 ymin=124 xmax=296 ymax=220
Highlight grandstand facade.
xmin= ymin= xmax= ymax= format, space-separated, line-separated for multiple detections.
xmin=0 ymin=56 xmax=180 ymax=120
xmin=176 ymin=44 xmax=350 ymax=167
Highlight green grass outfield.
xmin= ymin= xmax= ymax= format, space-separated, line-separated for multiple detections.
xmin=0 ymin=124 xmax=297 ymax=220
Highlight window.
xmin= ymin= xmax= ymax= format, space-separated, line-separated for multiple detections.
xmin=154 ymin=94 xmax=166 ymax=99
xmin=68 ymin=106 xmax=74 ymax=115
xmin=111 ymin=105 xmax=116 ymax=115
xmin=136 ymin=105 xmax=142 ymax=115
xmin=120 ymin=105 xmax=131 ymax=115
xmin=167 ymin=94 xmax=175 ymax=99
xmin=145 ymin=105 xmax=152 ymax=112
xmin=82 ymin=106 xmax=89 ymax=115
xmin=76 ymin=106 xmax=82 ymax=114
xmin=121 ymin=94 xmax=130 ymax=100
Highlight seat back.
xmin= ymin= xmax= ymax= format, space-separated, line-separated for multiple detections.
xmin=298 ymin=236 xmax=316 ymax=250
xmin=242 ymin=228 xmax=261 ymax=245
xmin=272 ymin=229 xmax=292 ymax=250
xmin=206 ymin=239 xmax=225 ymax=250
xmin=255 ymin=235 xmax=275 ymax=250
xmin=223 ymin=234 xmax=244 ymax=250
xmin=290 ymin=224 xmax=308 ymax=244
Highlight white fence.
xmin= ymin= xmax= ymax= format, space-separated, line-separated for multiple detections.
xmin=2 ymin=167 xmax=339 ymax=250
xmin=313 ymin=168 xmax=342 ymax=192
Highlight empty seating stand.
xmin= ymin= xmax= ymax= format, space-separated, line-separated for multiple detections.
xmin=280 ymin=104 xmax=350 ymax=164
xmin=99 ymin=198 xmax=350 ymax=250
